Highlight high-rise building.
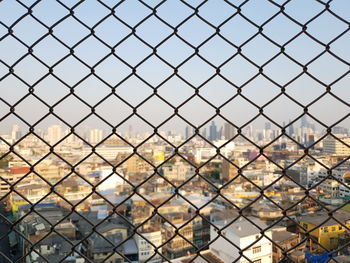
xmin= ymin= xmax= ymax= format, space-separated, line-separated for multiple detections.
xmin=185 ymin=125 xmax=194 ymax=139
xmin=218 ymin=126 xmax=223 ymax=140
xmin=308 ymin=134 xmax=315 ymax=148
xmin=246 ymin=124 xmax=253 ymax=139
xmin=11 ymin=124 xmax=21 ymax=141
xmin=224 ymin=122 xmax=235 ymax=140
xmin=288 ymin=119 xmax=295 ymax=137
xmin=209 ymin=121 xmax=217 ymax=141
xmin=89 ymin=129 xmax=104 ymax=144
xmin=185 ymin=126 xmax=190 ymax=139
xmin=333 ymin=126 xmax=348 ymax=135
xmin=323 ymin=136 xmax=350 ymax=156
xmin=301 ymin=115 xmax=309 ymax=128
xmin=47 ymin=125 xmax=62 ymax=145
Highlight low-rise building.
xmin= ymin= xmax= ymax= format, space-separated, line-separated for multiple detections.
xmin=210 ymin=217 xmax=273 ymax=263
xmin=298 ymin=211 xmax=350 ymax=252
xmin=272 ymin=227 xmax=301 ymax=263
xmin=323 ymin=136 xmax=350 ymax=156
xmin=135 ymin=228 xmax=162 ymax=263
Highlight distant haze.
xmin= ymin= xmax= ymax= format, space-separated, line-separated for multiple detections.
xmin=0 ymin=0 xmax=350 ymax=135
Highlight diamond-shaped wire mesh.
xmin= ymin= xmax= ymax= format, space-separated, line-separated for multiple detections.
xmin=1 ymin=0 xmax=350 ymax=262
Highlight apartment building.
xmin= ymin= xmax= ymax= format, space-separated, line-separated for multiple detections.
xmin=210 ymin=217 xmax=273 ymax=263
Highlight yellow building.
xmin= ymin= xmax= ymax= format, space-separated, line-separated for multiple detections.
xmin=153 ymin=151 xmax=165 ymax=162
xmin=323 ymin=136 xmax=350 ymax=156
xmin=298 ymin=212 xmax=350 ymax=252
xmin=116 ymin=154 xmax=152 ymax=174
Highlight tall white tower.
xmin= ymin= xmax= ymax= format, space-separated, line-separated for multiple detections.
xmin=47 ymin=125 xmax=63 ymax=145
xmin=11 ymin=124 xmax=21 ymax=141
xmin=89 ymin=129 xmax=103 ymax=144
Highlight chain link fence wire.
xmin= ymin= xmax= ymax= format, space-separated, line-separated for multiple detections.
xmin=1 ymin=0 xmax=350 ymax=262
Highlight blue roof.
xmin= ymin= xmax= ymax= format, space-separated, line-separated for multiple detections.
xmin=88 ymin=172 xmax=101 ymax=177
xmin=19 ymin=203 xmax=56 ymax=210
xmin=305 ymin=251 xmax=335 ymax=263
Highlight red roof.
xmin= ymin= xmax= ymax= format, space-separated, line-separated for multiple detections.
xmin=10 ymin=167 xmax=30 ymax=175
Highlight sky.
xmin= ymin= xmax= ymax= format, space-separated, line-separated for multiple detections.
xmin=0 ymin=0 xmax=350 ymax=135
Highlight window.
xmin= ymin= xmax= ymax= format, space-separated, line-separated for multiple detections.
xmin=253 ymin=246 xmax=261 ymax=254
xmin=253 ymin=259 xmax=261 ymax=263
xmin=323 ymin=227 xmax=329 ymax=233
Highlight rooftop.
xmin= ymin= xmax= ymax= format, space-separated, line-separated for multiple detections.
xmin=214 ymin=217 xmax=269 ymax=238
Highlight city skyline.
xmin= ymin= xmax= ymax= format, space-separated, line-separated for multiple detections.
xmin=1 ymin=115 xmax=346 ymax=136
xmin=1 ymin=0 xmax=350 ymax=136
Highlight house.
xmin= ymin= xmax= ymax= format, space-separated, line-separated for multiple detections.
xmin=88 ymin=233 xmax=138 ymax=263
xmin=298 ymin=210 xmax=350 ymax=252
xmin=272 ymin=227 xmax=301 ymax=263
xmin=209 ymin=217 xmax=273 ymax=263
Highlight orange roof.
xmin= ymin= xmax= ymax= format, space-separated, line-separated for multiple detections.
xmin=10 ymin=167 xmax=30 ymax=175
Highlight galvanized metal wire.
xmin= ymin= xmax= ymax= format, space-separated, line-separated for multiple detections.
xmin=1 ymin=0 xmax=350 ymax=262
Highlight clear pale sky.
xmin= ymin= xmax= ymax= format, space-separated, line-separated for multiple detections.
xmin=0 ymin=0 xmax=349 ymax=135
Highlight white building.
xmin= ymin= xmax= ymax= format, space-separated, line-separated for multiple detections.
xmin=136 ymin=230 xmax=162 ymax=263
xmin=11 ymin=124 xmax=21 ymax=141
xmin=340 ymin=171 xmax=350 ymax=199
xmin=194 ymin=147 xmax=217 ymax=163
xmin=306 ymin=162 xmax=324 ymax=186
xmin=89 ymin=129 xmax=104 ymax=144
xmin=97 ymin=165 xmax=126 ymax=191
xmin=210 ymin=217 xmax=273 ymax=263
xmin=47 ymin=125 xmax=63 ymax=145
xmin=308 ymin=168 xmax=350 ymax=199
xmin=320 ymin=179 xmax=340 ymax=197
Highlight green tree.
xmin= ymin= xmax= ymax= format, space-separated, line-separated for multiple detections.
xmin=0 ymin=153 xmax=12 ymax=168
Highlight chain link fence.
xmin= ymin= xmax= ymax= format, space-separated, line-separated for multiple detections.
xmin=1 ymin=0 xmax=350 ymax=262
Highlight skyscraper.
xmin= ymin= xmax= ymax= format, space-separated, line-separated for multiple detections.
xmin=246 ymin=124 xmax=253 ymax=139
xmin=185 ymin=125 xmax=194 ymax=139
xmin=218 ymin=126 xmax=223 ymax=140
xmin=11 ymin=124 xmax=21 ymax=141
xmin=47 ymin=125 xmax=63 ymax=145
xmin=264 ymin=122 xmax=271 ymax=130
xmin=89 ymin=129 xmax=104 ymax=144
xmin=333 ymin=126 xmax=348 ymax=135
xmin=209 ymin=121 xmax=217 ymax=141
xmin=224 ymin=122 xmax=235 ymax=140
xmin=301 ymin=115 xmax=309 ymax=128
xmin=288 ymin=119 xmax=295 ymax=137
